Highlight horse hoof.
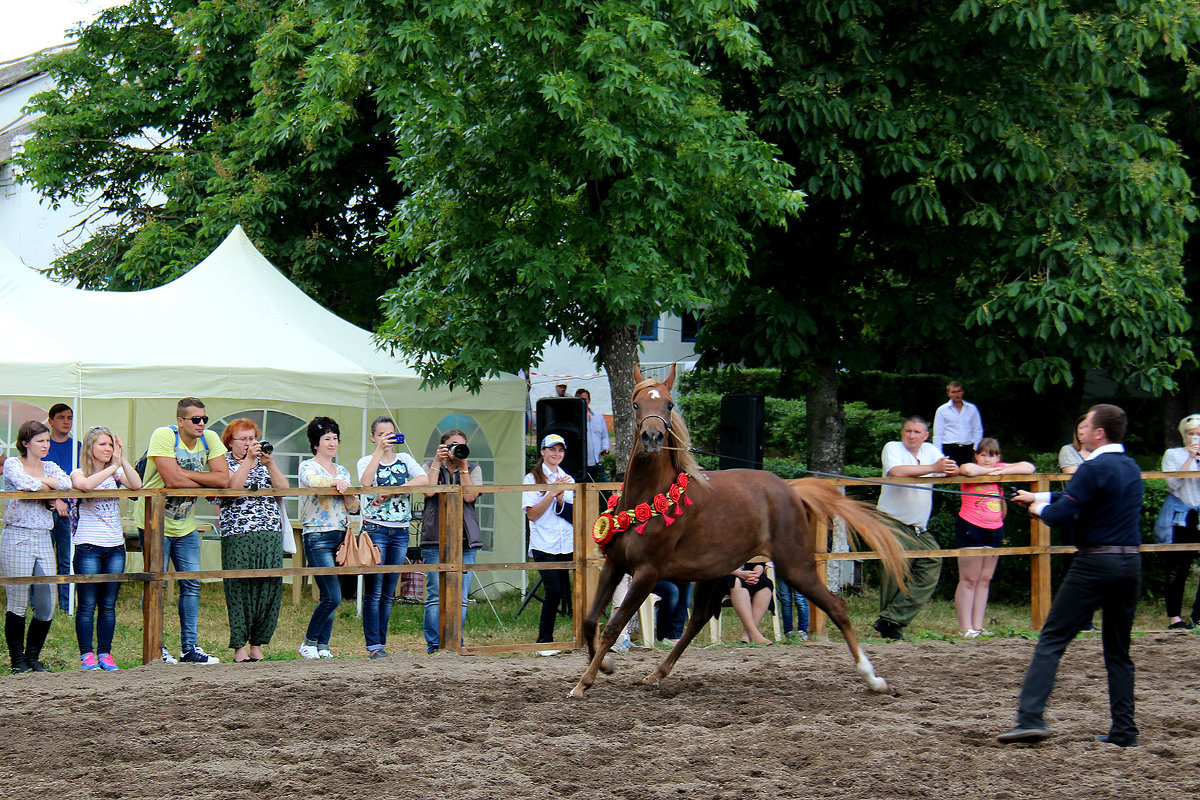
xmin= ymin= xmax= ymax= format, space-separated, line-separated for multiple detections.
xmin=600 ymin=657 xmax=614 ymax=675
xmin=868 ymin=676 xmax=888 ymax=693
xmin=640 ymin=672 xmax=662 ymax=686
xmin=568 ymin=683 xmax=587 ymax=698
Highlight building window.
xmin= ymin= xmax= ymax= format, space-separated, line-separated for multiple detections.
xmin=639 ymin=316 xmax=660 ymax=341
xmin=680 ymin=312 xmax=702 ymax=342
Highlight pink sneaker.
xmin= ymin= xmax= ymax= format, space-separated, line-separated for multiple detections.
xmin=97 ymin=653 xmax=119 ymax=671
xmin=81 ymin=652 xmax=99 ymax=671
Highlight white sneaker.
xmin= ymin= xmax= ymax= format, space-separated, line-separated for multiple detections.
xmin=317 ymin=648 xmax=334 ymax=659
xmin=298 ymin=644 xmax=320 ymax=659
xmin=611 ymin=633 xmax=632 ymax=653
xmin=160 ymin=646 xmax=178 ymax=665
xmin=537 ymin=649 xmax=561 ymax=657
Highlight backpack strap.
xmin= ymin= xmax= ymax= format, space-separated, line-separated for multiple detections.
xmin=171 ymin=425 xmax=210 ymax=454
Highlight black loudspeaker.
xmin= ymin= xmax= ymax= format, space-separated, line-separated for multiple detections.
xmin=536 ymin=397 xmax=587 ymax=482
xmin=719 ymin=394 xmax=764 ymax=471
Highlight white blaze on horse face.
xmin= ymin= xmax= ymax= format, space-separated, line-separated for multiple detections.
xmin=648 ymin=389 xmax=661 ymax=399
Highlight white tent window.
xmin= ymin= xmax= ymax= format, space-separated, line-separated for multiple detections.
xmin=206 ymin=409 xmax=309 ymax=524
xmin=0 ymin=401 xmax=47 ymax=454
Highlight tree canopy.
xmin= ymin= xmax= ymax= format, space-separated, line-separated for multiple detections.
xmin=18 ymin=0 xmax=800 ymax=462
xmin=692 ymin=0 xmax=1200 ymax=467
xmin=16 ymin=0 xmax=397 ymax=326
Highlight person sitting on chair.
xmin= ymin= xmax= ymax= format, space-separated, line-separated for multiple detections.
xmin=725 ymin=561 xmax=774 ymax=645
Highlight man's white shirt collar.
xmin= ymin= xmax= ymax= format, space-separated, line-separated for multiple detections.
xmin=1085 ymin=443 xmax=1125 ymax=460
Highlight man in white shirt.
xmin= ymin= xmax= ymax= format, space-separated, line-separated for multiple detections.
xmin=874 ymin=416 xmax=958 ymax=640
xmin=575 ymin=389 xmax=610 ymax=482
xmin=932 ymin=381 xmax=983 ymax=466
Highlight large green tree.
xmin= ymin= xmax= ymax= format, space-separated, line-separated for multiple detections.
xmin=20 ymin=0 xmax=800 ymax=465
xmin=697 ymin=0 xmax=1200 ymax=471
xmin=280 ymin=0 xmax=801 ymax=461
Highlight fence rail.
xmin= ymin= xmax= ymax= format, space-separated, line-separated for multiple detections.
xmin=0 ymin=471 xmax=1194 ymax=662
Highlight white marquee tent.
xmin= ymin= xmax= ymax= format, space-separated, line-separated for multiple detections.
xmin=0 ymin=227 xmax=528 ymax=584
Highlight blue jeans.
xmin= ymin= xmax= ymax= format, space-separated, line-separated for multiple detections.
xmin=362 ymin=523 xmax=409 ymax=652
xmin=51 ymin=512 xmax=73 ymax=611
xmin=421 ymin=544 xmax=478 ymax=652
xmin=73 ymin=544 xmax=125 ymax=654
xmin=303 ymin=530 xmax=343 ymax=648
xmin=776 ymin=578 xmax=810 ymax=634
xmin=652 ymin=580 xmax=692 ymax=640
xmin=139 ymin=529 xmax=203 ymax=652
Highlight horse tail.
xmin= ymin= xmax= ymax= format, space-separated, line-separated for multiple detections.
xmin=788 ymin=478 xmax=910 ymax=590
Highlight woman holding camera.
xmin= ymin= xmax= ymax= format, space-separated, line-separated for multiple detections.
xmin=356 ymin=416 xmax=427 ymax=658
xmin=421 ymin=429 xmax=483 ymax=652
xmin=218 ymin=419 xmax=288 ymax=662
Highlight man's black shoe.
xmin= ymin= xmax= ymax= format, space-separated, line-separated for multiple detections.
xmin=1096 ymin=734 xmax=1138 ymax=747
xmin=872 ymin=618 xmax=904 ymax=640
xmin=997 ymin=726 xmax=1050 ymax=744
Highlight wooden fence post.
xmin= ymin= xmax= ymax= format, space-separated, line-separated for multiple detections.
xmin=811 ymin=519 xmax=829 ymax=639
xmin=1030 ymin=476 xmax=1052 ymax=629
xmin=141 ymin=493 xmax=165 ymax=665
xmin=441 ymin=487 xmax=465 ymax=653
xmin=575 ymin=484 xmax=601 ymax=648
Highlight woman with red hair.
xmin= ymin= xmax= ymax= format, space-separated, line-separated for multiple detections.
xmin=217 ymin=419 xmax=289 ymax=662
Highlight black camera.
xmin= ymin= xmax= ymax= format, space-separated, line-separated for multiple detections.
xmin=259 ymin=441 xmax=274 ymax=455
xmin=445 ymin=442 xmax=470 ymax=460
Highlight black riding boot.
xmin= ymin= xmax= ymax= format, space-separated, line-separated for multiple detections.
xmin=6 ymin=612 xmax=29 ymax=673
xmin=24 ymin=617 xmax=52 ymax=672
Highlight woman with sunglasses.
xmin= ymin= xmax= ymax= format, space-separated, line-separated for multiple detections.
xmin=70 ymin=425 xmax=142 ymax=670
xmin=2 ymin=421 xmax=71 ymax=672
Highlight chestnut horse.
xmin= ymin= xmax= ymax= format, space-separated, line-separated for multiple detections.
xmin=569 ymin=365 xmax=910 ymax=698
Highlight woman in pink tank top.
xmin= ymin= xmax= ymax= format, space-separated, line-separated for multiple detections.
xmin=955 ymin=438 xmax=1034 ymax=638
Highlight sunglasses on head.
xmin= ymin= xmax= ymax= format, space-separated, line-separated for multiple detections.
xmin=182 ymin=415 xmax=209 ymax=425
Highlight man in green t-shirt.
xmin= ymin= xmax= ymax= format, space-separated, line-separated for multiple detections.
xmin=136 ymin=397 xmax=229 ymax=664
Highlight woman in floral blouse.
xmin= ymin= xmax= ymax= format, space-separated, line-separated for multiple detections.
xmin=296 ymin=416 xmax=359 ymax=659
xmin=218 ymin=419 xmax=289 ymax=662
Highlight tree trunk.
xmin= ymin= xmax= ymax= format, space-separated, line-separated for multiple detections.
xmin=805 ymin=361 xmax=851 ymax=592
xmin=806 ymin=362 xmax=845 ymax=474
xmin=596 ymin=323 xmax=640 ymax=479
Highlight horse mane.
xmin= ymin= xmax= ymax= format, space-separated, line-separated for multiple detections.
xmin=631 ymin=377 xmax=705 ymax=482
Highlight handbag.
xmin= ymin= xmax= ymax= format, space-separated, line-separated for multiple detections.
xmin=335 ymin=525 xmax=381 ymax=567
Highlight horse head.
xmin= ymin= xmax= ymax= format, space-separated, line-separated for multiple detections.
xmin=631 ymin=363 xmax=677 ymax=456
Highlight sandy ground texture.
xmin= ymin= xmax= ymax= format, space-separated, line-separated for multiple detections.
xmin=0 ymin=633 xmax=1197 ymax=799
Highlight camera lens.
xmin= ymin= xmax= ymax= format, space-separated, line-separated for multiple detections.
xmin=447 ymin=442 xmax=470 ymax=460
xmin=259 ymin=441 xmax=274 ymax=455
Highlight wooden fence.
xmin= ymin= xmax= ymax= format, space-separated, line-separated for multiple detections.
xmin=0 ymin=471 xmax=1195 ymax=663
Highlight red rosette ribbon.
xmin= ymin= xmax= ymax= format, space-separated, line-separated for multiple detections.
xmin=668 ymin=484 xmax=682 ymax=504
xmin=591 ymin=514 xmax=614 ymax=547
xmin=653 ymin=493 xmax=670 ymax=514
xmin=677 ymin=473 xmax=689 ymax=489
xmin=606 ymin=493 xmax=621 ymax=510
xmin=615 ymin=511 xmax=631 ymax=530
xmin=634 ymin=502 xmax=652 ymax=523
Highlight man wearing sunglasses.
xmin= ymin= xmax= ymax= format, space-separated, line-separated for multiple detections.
xmin=134 ymin=397 xmax=229 ymax=664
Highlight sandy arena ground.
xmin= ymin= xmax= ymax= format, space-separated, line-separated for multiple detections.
xmin=0 ymin=633 xmax=1197 ymax=799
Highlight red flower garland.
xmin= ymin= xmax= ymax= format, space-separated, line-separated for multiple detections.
xmin=590 ymin=473 xmax=695 ymax=548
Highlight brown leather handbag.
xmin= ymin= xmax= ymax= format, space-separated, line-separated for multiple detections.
xmin=335 ymin=525 xmax=381 ymax=567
